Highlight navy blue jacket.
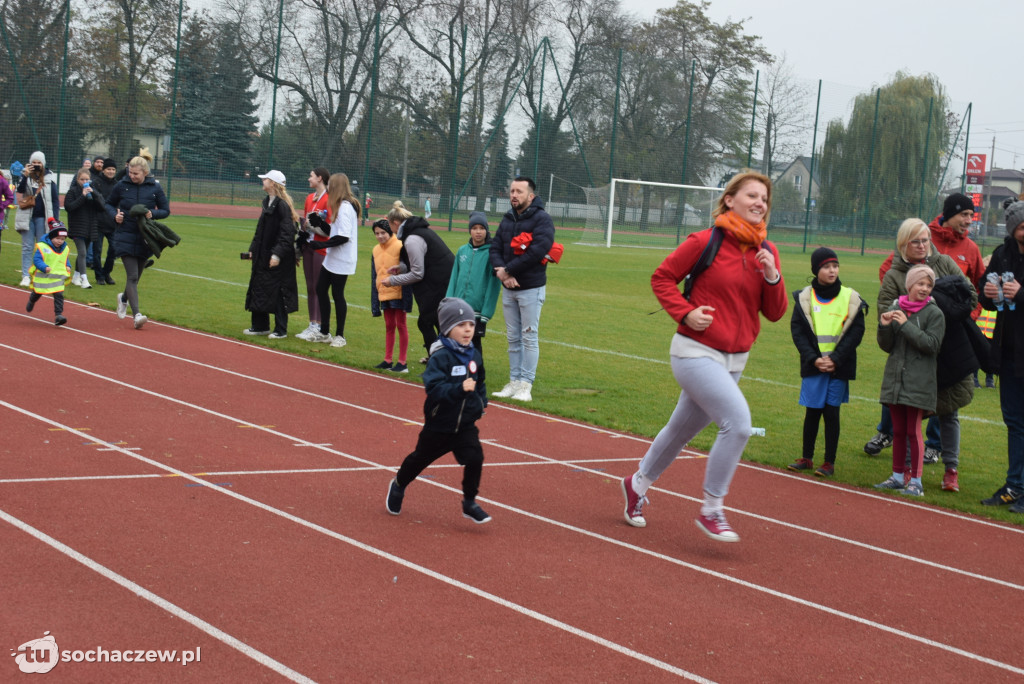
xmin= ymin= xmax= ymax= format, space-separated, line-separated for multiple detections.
xmin=106 ymin=176 xmax=170 ymax=259
xmin=489 ymin=196 xmax=555 ymax=290
xmin=422 ymin=344 xmax=487 ymax=433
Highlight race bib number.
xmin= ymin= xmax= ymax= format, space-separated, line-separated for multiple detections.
xmin=451 ymin=365 xmax=467 ymax=376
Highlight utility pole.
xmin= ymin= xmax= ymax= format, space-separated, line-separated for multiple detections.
xmin=984 ymin=135 xmax=995 ymax=229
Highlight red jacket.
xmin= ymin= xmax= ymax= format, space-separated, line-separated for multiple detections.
xmin=652 ymin=228 xmax=788 ymax=354
xmin=878 ymin=215 xmax=985 ymax=288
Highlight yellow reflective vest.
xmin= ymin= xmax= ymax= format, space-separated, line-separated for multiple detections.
xmin=29 ymin=242 xmax=71 ymax=294
xmin=810 ymin=286 xmax=853 ymax=354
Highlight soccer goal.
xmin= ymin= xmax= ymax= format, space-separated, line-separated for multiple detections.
xmin=580 ymin=179 xmax=722 ymax=249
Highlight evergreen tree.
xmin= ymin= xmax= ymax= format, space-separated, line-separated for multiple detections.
xmin=173 ymin=15 xmax=215 ymax=176
xmin=207 ymin=23 xmax=259 ymax=179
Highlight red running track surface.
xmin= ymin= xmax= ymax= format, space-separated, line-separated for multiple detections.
xmin=2 ymin=285 xmax=1023 ymax=683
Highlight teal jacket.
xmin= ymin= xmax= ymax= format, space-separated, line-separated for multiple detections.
xmin=877 ymin=299 xmax=945 ymax=412
xmin=446 ymin=239 xmax=501 ymax=322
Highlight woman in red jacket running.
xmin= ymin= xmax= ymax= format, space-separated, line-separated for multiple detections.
xmin=620 ymin=172 xmax=788 ymax=542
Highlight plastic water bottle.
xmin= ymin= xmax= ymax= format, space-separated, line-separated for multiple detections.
xmin=989 ymin=272 xmax=1005 ymax=311
xmin=1003 ymin=272 xmax=1016 ymax=311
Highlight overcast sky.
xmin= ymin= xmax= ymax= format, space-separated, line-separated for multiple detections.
xmin=628 ymin=0 xmax=1024 ymax=172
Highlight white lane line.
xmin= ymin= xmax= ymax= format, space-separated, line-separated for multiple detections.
xmin=0 ymin=458 xmax=643 ymax=485
xmin=0 ymin=509 xmax=314 ymax=684
xmin=0 ymin=401 xmax=711 ymax=683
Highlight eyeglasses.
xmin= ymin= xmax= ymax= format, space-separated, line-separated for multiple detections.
xmin=908 ymin=239 xmax=929 ymax=246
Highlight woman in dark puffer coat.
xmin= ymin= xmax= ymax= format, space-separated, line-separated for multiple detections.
xmin=64 ymin=167 xmax=105 ymax=289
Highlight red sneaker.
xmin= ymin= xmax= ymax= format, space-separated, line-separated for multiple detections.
xmin=942 ymin=468 xmax=959 ymax=492
xmin=621 ymin=476 xmax=648 ymax=528
xmin=695 ymin=511 xmax=740 ymax=542
xmin=814 ymin=462 xmax=835 ymax=477
xmin=786 ymin=458 xmax=814 ymax=472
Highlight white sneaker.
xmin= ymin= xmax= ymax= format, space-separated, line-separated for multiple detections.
xmin=492 ymin=381 xmax=521 ymax=398
xmin=295 ymin=323 xmax=317 ymax=341
xmin=72 ymin=272 xmax=81 ymax=286
xmin=329 ymin=335 xmax=347 ymax=348
xmin=116 ymin=293 xmax=128 ymax=319
xmin=133 ymin=313 xmax=148 ymax=329
xmin=80 ymin=274 xmax=92 ymax=289
xmin=510 ymin=382 xmax=533 ymax=402
xmin=19 ymin=276 xmax=30 ymax=287
xmin=268 ymin=331 xmax=287 ymax=339
xmin=307 ymin=330 xmax=332 ymax=343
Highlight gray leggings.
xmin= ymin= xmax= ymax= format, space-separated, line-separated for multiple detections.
xmin=637 ymin=356 xmax=751 ymax=498
xmin=73 ymin=237 xmax=89 ymax=274
xmin=121 ymin=256 xmax=145 ymax=316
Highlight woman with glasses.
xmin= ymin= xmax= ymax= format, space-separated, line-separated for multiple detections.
xmin=875 ymin=218 xmax=977 ymax=493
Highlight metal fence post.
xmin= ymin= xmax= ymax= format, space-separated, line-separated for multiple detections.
xmin=802 ymin=80 xmax=822 ymax=252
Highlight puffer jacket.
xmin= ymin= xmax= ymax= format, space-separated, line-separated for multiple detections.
xmin=489 ymin=195 xmax=555 ymax=290
xmin=106 ymin=176 xmax=170 ymax=259
xmin=931 ymin=275 xmax=977 ymax=414
xmin=878 ymin=299 xmax=945 ymax=412
xmin=421 ymin=342 xmax=487 ymax=433
xmin=64 ymin=180 xmax=105 ymax=242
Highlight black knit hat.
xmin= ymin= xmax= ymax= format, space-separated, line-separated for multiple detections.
xmin=811 ymin=247 xmax=838 ymax=275
xmin=46 ymin=219 xmax=67 ymax=240
xmin=942 ymin=193 xmax=974 ymax=222
xmin=372 ymin=218 xmax=392 ymax=236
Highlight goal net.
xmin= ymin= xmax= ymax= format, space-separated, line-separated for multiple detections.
xmin=580 ymin=179 xmax=722 ymax=249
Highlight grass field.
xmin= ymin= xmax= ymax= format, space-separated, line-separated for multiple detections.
xmin=3 ymin=212 xmax=1018 ymax=526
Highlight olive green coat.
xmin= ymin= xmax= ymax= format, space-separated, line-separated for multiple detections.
xmin=878 ymin=249 xmax=977 ymax=414
xmin=877 ymin=299 xmax=945 ymax=412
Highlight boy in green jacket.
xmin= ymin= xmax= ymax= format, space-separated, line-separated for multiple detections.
xmin=446 ymin=211 xmax=501 ymax=352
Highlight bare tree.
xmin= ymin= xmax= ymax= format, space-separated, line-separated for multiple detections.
xmin=756 ymin=53 xmax=812 ymax=175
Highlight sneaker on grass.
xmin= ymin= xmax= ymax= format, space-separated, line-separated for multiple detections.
xmin=462 ymin=500 xmax=491 ymax=524
xmin=923 ymin=447 xmax=941 ymax=464
xmin=980 ymin=485 xmax=1023 ymax=506
xmin=863 ymin=432 xmax=893 ymax=455
xmin=814 ymin=462 xmax=834 ymax=477
xmin=695 ymin=511 xmax=739 ymax=542
xmin=787 ymin=458 xmax=813 ymax=472
xmin=268 ymin=331 xmax=287 ymax=339
xmin=389 ymin=363 xmax=409 ymax=374
xmin=492 ymin=381 xmax=521 ymax=398
xmin=306 ymin=330 xmax=332 ymax=343
xmin=374 ymin=361 xmax=393 ymax=370
xmin=329 ymin=335 xmax=347 ymax=348
xmin=620 ymin=476 xmax=648 ymax=528
xmin=941 ymin=468 xmax=959 ymax=492
xmin=901 ymin=481 xmax=924 ymax=497
xmin=874 ymin=475 xmax=905 ymax=491
xmin=243 ymin=328 xmax=270 ymax=336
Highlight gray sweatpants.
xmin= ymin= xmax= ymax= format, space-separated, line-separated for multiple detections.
xmin=637 ymin=356 xmax=751 ymax=498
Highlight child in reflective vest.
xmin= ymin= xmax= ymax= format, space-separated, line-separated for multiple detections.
xmin=788 ymin=248 xmax=868 ymax=477
xmin=27 ymin=219 xmax=71 ymax=326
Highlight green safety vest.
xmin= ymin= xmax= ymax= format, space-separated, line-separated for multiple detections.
xmin=29 ymin=242 xmax=70 ymax=294
xmin=810 ymin=286 xmax=853 ymax=354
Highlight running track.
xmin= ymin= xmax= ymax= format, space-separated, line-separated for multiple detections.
xmin=2 ymin=284 xmax=1023 ymax=683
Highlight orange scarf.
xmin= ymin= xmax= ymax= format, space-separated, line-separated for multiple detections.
xmin=714 ymin=211 xmax=767 ymax=251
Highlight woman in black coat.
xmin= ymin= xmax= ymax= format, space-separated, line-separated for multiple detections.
xmin=64 ymin=167 xmax=105 ymax=289
xmin=105 ymin=155 xmax=170 ymax=329
xmin=243 ymin=170 xmax=299 ymax=338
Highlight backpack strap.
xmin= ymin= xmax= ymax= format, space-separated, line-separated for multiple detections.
xmin=682 ymin=226 xmax=723 ymax=300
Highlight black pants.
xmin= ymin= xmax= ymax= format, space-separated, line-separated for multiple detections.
xmin=29 ymin=291 xmax=64 ymax=316
xmin=396 ymin=424 xmax=484 ymax=501
xmin=803 ymin=404 xmax=841 ymax=463
xmin=251 ymin=293 xmax=289 ymax=336
xmin=316 ymin=268 xmax=348 ymax=337
xmin=413 ymin=288 xmax=444 ymax=352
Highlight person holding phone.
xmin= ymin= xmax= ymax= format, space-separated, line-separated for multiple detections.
xmin=15 ymin=152 xmax=59 ymax=287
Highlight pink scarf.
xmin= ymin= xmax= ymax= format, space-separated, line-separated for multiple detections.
xmin=898 ymin=295 xmax=931 ymax=313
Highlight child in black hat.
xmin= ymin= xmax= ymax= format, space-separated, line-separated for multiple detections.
xmin=26 ymin=219 xmax=72 ymax=326
xmin=386 ymin=297 xmax=492 ymax=523
xmin=787 ymin=247 xmax=868 ymax=476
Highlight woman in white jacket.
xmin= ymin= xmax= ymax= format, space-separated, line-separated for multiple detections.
xmin=305 ymin=173 xmax=360 ymax=347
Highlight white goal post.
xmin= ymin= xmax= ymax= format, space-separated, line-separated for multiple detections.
xmin=580 ymin=178 xmax=722 ymax=249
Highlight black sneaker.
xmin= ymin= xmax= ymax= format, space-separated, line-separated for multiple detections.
xmin=26 ymin=296 xmax=35 ymax=312
xmin=864 ymin=432 xmax=893 ymax=455
xmin=923 ymin=447 xmax=941 ymax=464
xmin=374 ymin=361 xmax=393 ymax=370
xmin=54 ymin=315 xmax=67 ymax=326
xmin=981 ymin=486 xmax=1023 ymax=506
xmin=104 ymin=274 xmax=116 ymax=285
xmin=462 ymin=500 xmax=491 ymax=524
xmin=389 ymin=363 xmax=409 ymax=374
xmin=1010 ymin=498 xmax=1024 ymax=514
xmin=386 ymin=479 xmax=404 ymax=515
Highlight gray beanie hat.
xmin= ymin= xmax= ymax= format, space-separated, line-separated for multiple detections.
xmin=1004 ymin=199 xmax=1024 ymax=235
xmin=438 ymin=297 xmax=475 ymax=336
xmin=468 ymin=211 xmax=489 ymax=231
xmin=29 ymin=151 xmax=46 ymax=166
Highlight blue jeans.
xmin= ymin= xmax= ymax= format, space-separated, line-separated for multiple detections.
xmin=502 ymin=285 xmax=545 ymax=384
xmin=21 ymin=216 xmax=46 ymax=277
xmin=1000 ymin=357 xmax=1024 ymax=490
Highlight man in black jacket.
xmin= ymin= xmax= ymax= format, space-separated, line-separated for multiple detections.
xmin=980 ymin=199 xmax=1024 ymax=511
xmin=489 ymin=176 xmax=555 ymax=403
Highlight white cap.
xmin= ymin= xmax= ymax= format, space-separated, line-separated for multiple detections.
xmin=258 ymin=170 xmax=286 ymax=186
